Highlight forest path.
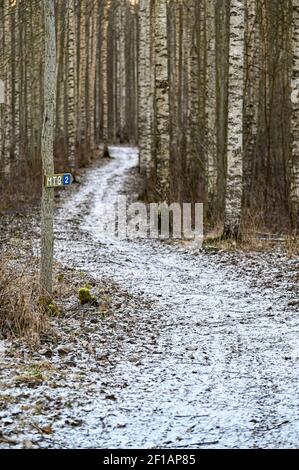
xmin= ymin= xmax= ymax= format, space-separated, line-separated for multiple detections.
xmin=54 ymin=146 xmax=298 ymax=448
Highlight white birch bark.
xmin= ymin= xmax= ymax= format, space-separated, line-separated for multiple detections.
xmin=225 ymin=0 xmax=245 ymax=235
xmin=4 ymin=0 xmax=12 ymax=176
xmin=185 ymin=1 xmax=194 ymax=172
xmin=154 ymin=0 xmax=170 ymax=201
xmin=102 ymin=0 xmax=111 ymax=145
xmin=89 ymin=1 xmax=97 ymax=150
xmin=0 ymin=0 xmax=4 ymax=167
xmin=291 ymin=0 xmax=299 ymax=219
xmin=138 ymin=0 xmax=154 ymax=179
xmin=79 ymin=0 xmax=87 ymax=144
xmin=116 ymin=3 xmax=121 ymax=140
xmin=206 ymin=0 xmax=217 ymax=198
xmin=67 ymin=0 xmax=76 ymax=169
xmin=119 ymin=0 xmax=126 ymax=142
xmin=11 ymin=3 xmax=20 ymax=162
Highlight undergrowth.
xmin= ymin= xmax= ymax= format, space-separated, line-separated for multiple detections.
xmin=0 ymin=255 xmax=47 ymax=345
xmin=204 ymin=226 xmax=299 ymax=257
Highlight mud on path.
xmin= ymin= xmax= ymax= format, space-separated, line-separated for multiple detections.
xmin=1 ymin=146 xmax=299 ymax=449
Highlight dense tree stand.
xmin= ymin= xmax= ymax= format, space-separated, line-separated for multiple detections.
xmin=0 ymin=0 xmax=298 ymax=233
xmin=0 ymin=1 xmax=298 ymax=452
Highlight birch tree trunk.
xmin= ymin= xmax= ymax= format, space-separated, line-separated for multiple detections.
xmin=101 ymin=0 xmax=111 ymax=153
xmin=90 ymin=2 xmax=98 ymax=150
xmin=55 ymin=1 xmax=66 ymax=142
xmin=291 ymin=0 xmax=299 ymax=224
xmin=224 ymin=0 xmax=245 ymax=236
xmin=118 ymin=0 xmax=126 ymax=142
xmin=167 ymin=0 xmax=180 ymax=200
xmin=0 ymin=0 xmax=4 ymax=166
xmin=4 ymin=0 xmax=12 ymax=176
xmin=40 ymin=0 xmax=56 ymax=298
xmin=79 ymin=0 xmax=87 ymax=150
xmin=216 ymin=0 xmax=230 ymax=218
xmin=67 ymin=0 xmax=76 ymax=169
xmin=186 ymin=1 xmax=202 ymax=201
xmin=138 ymin=0 xmax=154 ymax=181
xmin=185 ymin=2 xmax=194 ymax=168
xmin=154 ymin=0 xmax=170 ymax=201
xmin=11 ymin=3 xmax=20 ymax=163
xmin=206 ymin=0 xmax=217 ymax=202
xmin=243 ymin=0 xmax=259 ymax=205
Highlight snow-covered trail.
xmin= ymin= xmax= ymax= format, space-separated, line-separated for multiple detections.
xmin=54 ymin=146 xmax=298 ymax=448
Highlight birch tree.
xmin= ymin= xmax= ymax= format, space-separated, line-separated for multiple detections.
xmin=101 ymin=0 xmax=111 ymax=156
xmin=138 ymin=0 xmax=154 ymax=182
xmin=3 ymin=0 xmax=12 ymax=176
xmin=0 ymin=0 xmax=298 ymax=234
xmin=291 ymin=0 xmax=299 ymax=223
xmin=154 ymin=0 xmax=170 ymax=201
xmin=243 ymin=0 xmax=259 ymax=203
xmin=206 ymin=0 xmax=217 ymax=202
xmin=67 ymin=0 xmax=76 ymax=169
xmin=224 ymin=0 xmax=245 ymax=235
xmin=40 ymin=0 xmax=56 ymax=297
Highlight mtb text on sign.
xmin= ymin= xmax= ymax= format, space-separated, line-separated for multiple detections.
xmin=44 ymin=173 xmax=74 ymax=188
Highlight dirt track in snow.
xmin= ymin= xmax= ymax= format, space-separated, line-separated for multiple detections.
xmin=54 ymin=146 xmax=299 ymax=448
xmin=1 ymin=146 xmax=298 ymax=449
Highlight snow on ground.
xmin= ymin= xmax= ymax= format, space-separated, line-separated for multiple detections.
xmin=0 ymin=146 xmax=298 ymax=448
xmin=54 ymin=147 xmax=299 ymax=448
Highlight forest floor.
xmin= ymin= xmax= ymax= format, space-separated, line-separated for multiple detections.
xmin=0 ymin=146 xmax=298 ymax=449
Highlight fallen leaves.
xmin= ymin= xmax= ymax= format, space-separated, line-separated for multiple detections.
xmin=31 ymin=422 xmax=54 ymax=435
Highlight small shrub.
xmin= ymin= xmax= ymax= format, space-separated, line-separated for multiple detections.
xmin=78 ymin=287 xmax=97 ymax=306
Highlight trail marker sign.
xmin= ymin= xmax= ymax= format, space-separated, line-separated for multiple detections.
xmin=44 ymin=173 xmax=74 ymax=188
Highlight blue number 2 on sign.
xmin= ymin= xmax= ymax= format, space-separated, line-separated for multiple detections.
xmin=63 ymin=174 xmax=71 ymax=185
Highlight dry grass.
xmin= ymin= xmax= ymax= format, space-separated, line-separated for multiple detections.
xmin=0 ymin=254 xmax=47 ymax=345
xmin=204 ymin=226 xmax=299 ymax=257
xmin=204 ymin=210 xmax=299 ymax=256
xmin=0 ymin=240 xmax=92 ymax=347
xmin=285 ymin=235 xmax=299 ymax=258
